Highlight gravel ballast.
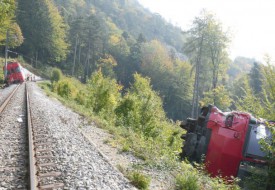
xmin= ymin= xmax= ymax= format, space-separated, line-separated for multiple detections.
xmin=0 ymin=84 xmax=28 ymax=189
xmin=27 ymin=82 xmax=136 ymax=190
xmin=0 ymin=85 xmax=17 ymax=105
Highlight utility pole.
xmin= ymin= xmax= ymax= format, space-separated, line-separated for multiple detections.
xmin=4 ymin=29 xmax=9 ymax=79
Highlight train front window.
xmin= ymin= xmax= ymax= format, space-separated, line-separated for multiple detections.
xmin=15 ymin=67 xmax=21 ymax=73
xmin=244 ymin=124 xmax=271 ymax=159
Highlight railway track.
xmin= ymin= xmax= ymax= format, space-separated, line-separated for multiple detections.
xmin=0 ymin=83 xmax=64 ymax=189
xmin=0 ymin=82 xmax=137 ymax=189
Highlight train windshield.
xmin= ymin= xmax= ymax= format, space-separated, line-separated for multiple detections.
xmin=15 ymin=66 xmax=21 ymax=73
xmin=244 ymin=124 xmax=272 ymax=159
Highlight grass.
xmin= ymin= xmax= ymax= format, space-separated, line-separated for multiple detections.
xmin=127 ymin=171 xmax=151 ymax=190
xmin=175 ymin=173 xmax=199 ymax=190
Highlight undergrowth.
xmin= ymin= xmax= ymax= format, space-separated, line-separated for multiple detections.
xmin=38 ymin=69 xmax=240 ymax=190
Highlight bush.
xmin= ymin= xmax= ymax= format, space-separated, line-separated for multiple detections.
xmin=114 ymin=74 xmax=183 ymax=164
xmin=87 ymin=70 xmax=121 ymax=119
xmin=51 ymin=68 xmax=63 ymax=84
xmin=75 ymin=90 xmax=86 ymax=105
xmin=175 ymin=172 xmax=199 ymax=190
xmin=56 ymin=79 xmax=76 ymax=99
xmin=115 ymin=73 xmax=166 ymax=137
xmin=127 ymin=171 xmax=151 ymax=190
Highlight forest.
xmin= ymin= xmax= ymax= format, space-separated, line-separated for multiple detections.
xmin=0 ymin=0 xmax=264 ymax=120
xmin=0 ymin=0 xmax=274 ymax=189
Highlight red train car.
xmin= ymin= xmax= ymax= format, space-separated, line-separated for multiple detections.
xmin=181 ymin=105 xmax=271 ymax=178
xmin=3 ymin=60 xmax=25 ymax=85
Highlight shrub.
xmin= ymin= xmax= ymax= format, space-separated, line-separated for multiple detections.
xmin=127 ymin=171 xmax=151 ymax=190
xmin=259 ymin=123 xmax=275 ymax=190
xmin=175 ymin=172 xmax=199 ymax=190
xmin=87 ymin=70 xmax=121 ymax=118
xmin=56 ymin=79 xmax=76 ymax=99
xmin=115 ymin=73 xmax=166 ymax=137
xmin=75 ymin=90 xmax=86 ymax=105
xmin=51 ymin=68 xmax=63 ymax=84
xmin=114 ymin=74 xmax=183 ymax=164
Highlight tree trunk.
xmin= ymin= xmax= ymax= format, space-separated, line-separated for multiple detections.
xmin=191 ymin=37 xmax=204 ymax=118
xmin=72 ymin=36 xmax=78 ymax=76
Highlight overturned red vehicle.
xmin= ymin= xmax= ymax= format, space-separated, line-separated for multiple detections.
xmin=3 ymin=60 xmax=25 ymax=85
xmin=180 ymin=105 xmax=271 ymax=178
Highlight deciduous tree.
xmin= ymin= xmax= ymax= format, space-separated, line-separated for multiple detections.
xmin=183 ymin=10 xmax=230 ymax=117
xmin=17 ymin=0 xmax=69 ymax=64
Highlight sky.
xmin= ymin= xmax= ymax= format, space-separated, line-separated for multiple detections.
xmin=137 ymin=0 xmax=275 ymax=62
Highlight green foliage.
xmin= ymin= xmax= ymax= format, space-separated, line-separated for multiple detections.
xmin=201 ymin=85 xmax=232 ymax=110
xmin=0 ymin=0 xmax=15 ymax=43
xmin=184 ymin=10 xmax=230 ymax=117
xmin=115 ymin=73 xmax=166 ymax=137
xmin=176 ymin=162 xmax=240 ymax=190
xmin=97 ymin=54 xmax=117 ymax=78
xmin=249 ymin=62 xmax=263 ymax=95
xmin=0 ymin=0 xmax=23 ymax=47
xmin=230 ymin=75 xmax=249 ymax=102
xmin=114 ymin=73 xmax=183 ymax=165
xmin=235 ymin=57 xmax=275 ymax=189
xmin=17 ymin=0 xmax=69 ymax=63
xmin=228 ymin=56 xmax=255 ymax=78
xmin=242 ymin=169 xmax=268 ymax=190
xmin=139 ymin=40 xmax=193 ymax=120
xmin=87 ymin=70 xmax=121 ymax=119
xmin=68 ymin=15 xmax=104 ymax=81
xmin=0 ymin=0 xmax=15 ymax=24
xmin=39 ymin=66 xmax=241 ymax=190
xmin=259 ymin=123 xmax=275 ymax=189
xmin=75 ymin=90 xmax=86 ymax=105
xmin=51 ymin=68 xmax=63 ymax=84
xmin=56 ymin=79 xmax=76 ymax=99
xmin=175 ymin=172 xmax=199 ymax=190
xmin=127 ymin=171 xmax=151 ymax=190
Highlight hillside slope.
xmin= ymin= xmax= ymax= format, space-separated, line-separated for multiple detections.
xmin=54 ymin=0 xmax=185 ymax=50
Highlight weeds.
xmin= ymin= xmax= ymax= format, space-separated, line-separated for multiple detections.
xmin=175 ymin=172 xmax=199 ymax=190
xmin=127 ymin=171 xmax=151 ymax=190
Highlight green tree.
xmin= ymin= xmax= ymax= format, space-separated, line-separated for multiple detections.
xmin=0 ymin=0 xmax=15 ymax=42
xmin=0 ymin=0 xmax=23 ymax=47
xmin=200 ymin=85 xmax=232 ymax=110
xmin=115 ymin=73 xmax=166 ymax=137
xmin=257 ymin=57 xmax=275 ymax=190
xmin=17 ymin=0 xmax=69 ymax=64
xmin=114 ymin=33 xmax=145 ymax=88
xmin=249 ymin=62 xmax=263 ymax=95
xmin=235 ymin=77 xmax=264 ymax=116
xmin=51 ymin=68 xmax=63 ymax=84
xmin=97 ymin=54 xmax=117 ymax=78
xmin=184 ymin=10 xmax=230 ymax=117
xmin=139 ymin=40 xmax=193 ymax=120
xmin=236 ymin=59 xmax=275 ymax=189
xmin=87 ymin=70 xmax=121 ymax=120
xmin=81 ymin=15 xmax=104 ymax=82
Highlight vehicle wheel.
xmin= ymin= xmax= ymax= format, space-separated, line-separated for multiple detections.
xmin=195 ymin=136 xmax=206 ymax=162
xmin=182 ymin=133 xmax=197 ymax=159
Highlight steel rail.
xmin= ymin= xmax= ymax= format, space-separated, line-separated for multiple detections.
xmin=0 ymin=84 xmax=21 ymax=114
xmin=26 ymin=83 xmax=37 ymax=189
xmin=26 ymin=83 xmax=64 ymax=189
